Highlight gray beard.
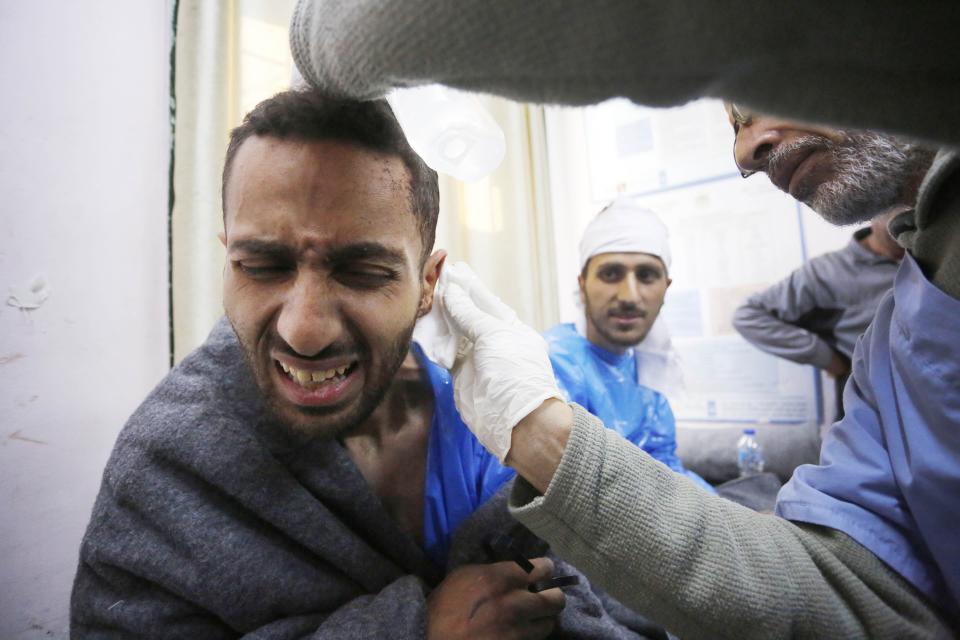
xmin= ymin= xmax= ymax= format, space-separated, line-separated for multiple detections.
xmin=769 ymin=132 xmax=935 ymax=226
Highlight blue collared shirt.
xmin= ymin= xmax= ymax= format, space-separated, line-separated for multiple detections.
xmin=777 ymin=255 xmax=960 ymax=613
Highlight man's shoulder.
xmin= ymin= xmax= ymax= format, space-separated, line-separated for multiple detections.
xmin=793 ymin=246 xmax=853 ymax=280
xmin=636 ymin=383 xmax=670 ymax=411
xmin=542 ymin=324 xmax=599 ymax=405
xmin=758 ymin=247 xmax=859 ymax=304
xmin=106 ymin=318 xmax=265 ymax=485
xmin=543 ymin=323 xmax=589 ymax=358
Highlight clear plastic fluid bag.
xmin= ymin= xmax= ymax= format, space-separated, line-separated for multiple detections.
xmin=388 ymin=85 xmax=506 ymax=182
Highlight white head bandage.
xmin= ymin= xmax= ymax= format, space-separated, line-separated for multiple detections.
xmin=575 ymin=197 xmax=683 ymax=396
xmin=579 ymin=198 xmax=671 ymax=272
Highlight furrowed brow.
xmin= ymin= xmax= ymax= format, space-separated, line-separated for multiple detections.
xmin=228 ymin=239 xmax=295 ymax=260
xmin=325 ymin=242 xmax=406 ymax=267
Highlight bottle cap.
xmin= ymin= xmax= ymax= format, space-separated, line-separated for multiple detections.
xmin=743 ymin=428 xmax=756 ymax=435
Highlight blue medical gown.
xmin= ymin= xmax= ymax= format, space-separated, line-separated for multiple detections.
xmin=777 ymin=255 xmax=960 ymax=614
xmin=414 ymin=343 xmax=516 ymax=569
xmin=544 ymin=324 xmax=713 ymax=492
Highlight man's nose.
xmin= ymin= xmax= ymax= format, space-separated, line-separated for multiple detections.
xmin=734 ymin=116 xmax=785 ymax=176
xmin=616 ymin=274 xmax=641 ymax=302
xmin=276 ymin=275 xmax=342 ymax=357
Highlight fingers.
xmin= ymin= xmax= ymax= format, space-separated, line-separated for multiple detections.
xmin=510 ymin=557 xmax=568 ymax=613
xmin=479 ymin=558 xmax=557 ymax=593
xmin=471 ymin=560 xmax=567 ymax=639
xmin=443 ymin=282 xmax=495 ymax=342
xmin=443 ymin=261 xmax=481 ymax=290
xmin=498 ymin=582 xmax=567 ymax=628
xmin=526 ymin=556 xmax=554 ymax=582
xmin=523 ymin=558 xmax=568 ymax=615
xmin=429 ymin=560 xmax=566 ymax=640
xmin=530 ymin=585 xmax=566 ymax=622
xmin=514 ymin=616 xmax=559 ymax=640
xmin=445 ymin=261 xmax=518 ymax=324
xmin=464 ymin=276 xmax=519 ymax=325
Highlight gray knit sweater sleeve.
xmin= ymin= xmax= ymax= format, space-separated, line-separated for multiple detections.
xmin=289 ymin=0 xmax=960 ymax=146
xmin=509 ymin=404 xmax=952 ymax=639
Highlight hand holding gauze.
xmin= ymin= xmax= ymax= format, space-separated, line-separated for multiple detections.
xmin=441 ymin=263 xmax=563 ymax=462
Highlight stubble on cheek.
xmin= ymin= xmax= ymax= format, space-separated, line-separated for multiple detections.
xmin=779 ymin=131 xmax=928 ymax=226
xmin=239 ymin=307 xmax=421 ymax=440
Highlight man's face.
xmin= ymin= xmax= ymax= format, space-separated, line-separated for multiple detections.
xmin=221 ymin=137 xmax=443 ymax=438
xmin=728 ymin=107 xmax=928 ymax=225
xmin=579 ymin=252 xmax=671 ymax=354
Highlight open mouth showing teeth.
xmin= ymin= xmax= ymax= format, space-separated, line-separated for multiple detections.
xmin=277 ymin=361 xmax=356 ymax=388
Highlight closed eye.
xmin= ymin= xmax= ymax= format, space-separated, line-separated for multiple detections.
xmin=334 ymin=265 xmax=400 ymax=289
xmin=235 ymin=261 xmax=293 ymax=280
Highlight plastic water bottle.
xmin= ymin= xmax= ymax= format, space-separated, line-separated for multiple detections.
xmin=737 ymin=428 xmax=765 ymax=476
xmin=387 ymin=85 xmax=506 ymax=182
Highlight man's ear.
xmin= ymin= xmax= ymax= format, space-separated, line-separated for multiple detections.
xmin=418 ymin=249 xmax=447 ymax=317
xmin=577 ymin=273 xmax=587 ymax=305
xmin=218 ymin=231 xmax=226 ymax=247
xmin=657 ymin=276 xmax=673 ymax=313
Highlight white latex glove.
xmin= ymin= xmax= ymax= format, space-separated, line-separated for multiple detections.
xmin=441 ymin=265 xmax=563 ymax=462
xmin=412 ymin=263 xmax=473 ymax=369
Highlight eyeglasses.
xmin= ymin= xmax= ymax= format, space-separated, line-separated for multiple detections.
xmin=730 ymin=103 xmax=759 ymax=179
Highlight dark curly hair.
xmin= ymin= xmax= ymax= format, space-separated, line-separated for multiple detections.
xmin=221 ymin=89 xmax=439 ymax=259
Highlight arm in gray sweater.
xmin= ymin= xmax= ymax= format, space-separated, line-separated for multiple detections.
xmin=508 ymin=405 xmax=951 ymax=639
xmin=290 ymin=0 xmax=960 ymax=297
xmin=289 ymin=0 xmax=960 ymax=147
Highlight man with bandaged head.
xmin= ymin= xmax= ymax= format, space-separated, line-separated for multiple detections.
xmin=544 ymin=199 xmax=712 ymax=492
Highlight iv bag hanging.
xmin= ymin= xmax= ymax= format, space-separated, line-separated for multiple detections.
xmin=388 ymin=85 xmax=506 ymax=182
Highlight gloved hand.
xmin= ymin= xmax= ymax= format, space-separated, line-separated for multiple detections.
xmin=441 ymin=263 xmax=563 ymax=462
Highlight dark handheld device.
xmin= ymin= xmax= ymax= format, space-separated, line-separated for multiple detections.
xmin=486 ymin=533 xmax=580 ymax=593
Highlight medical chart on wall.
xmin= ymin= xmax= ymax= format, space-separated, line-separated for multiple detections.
xmin=633 ymin=176 xmax=820 ymax=425
xmin=561 ymin=98 xmax=851 ymax=428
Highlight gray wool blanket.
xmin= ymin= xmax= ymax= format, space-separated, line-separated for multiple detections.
xmin=71 ymin=318 xmax=661 ymax=638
